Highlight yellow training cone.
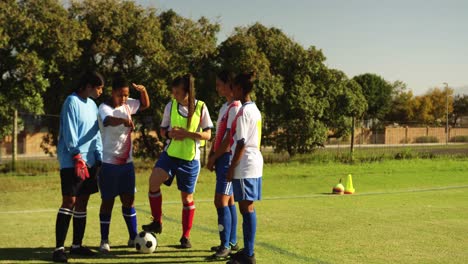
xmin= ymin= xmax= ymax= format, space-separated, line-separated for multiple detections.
xmin=344 ymin=174 xmax=355 ymax=194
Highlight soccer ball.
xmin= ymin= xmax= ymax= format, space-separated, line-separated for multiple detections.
xmin=135 ymin=231 xmax=157 ymax=254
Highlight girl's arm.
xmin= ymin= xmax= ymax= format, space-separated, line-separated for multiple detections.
xmin=132 ymin=83 xmax=150 ymax=111
xmin=172 ymin=128 xmax=211 ymax=141
xmin=226 ymin=140 xmax=246 ymax=181
xmin=103 ymin=116 xmax=133 ymax=128
xmin=211 ymin=130 xmax=231 ymax=160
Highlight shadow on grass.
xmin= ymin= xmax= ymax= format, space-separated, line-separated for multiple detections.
xmin=0 ymin=247 xmax=221 ymax=263
xmin=0 ymin=247 xmax=53 ymax=262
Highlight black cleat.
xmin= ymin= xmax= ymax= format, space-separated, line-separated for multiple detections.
xmin=69 ymin=245 xmax=96 ymax=256
xmin=211 ymin=242 xmax=240 ymax=252
xmin=227 ymin=250 xmax=256 ymax=264
xmin=142 ymin=221 xmax=162 ymax=234
xmin=213 ymin=246 xmax=231 ymax=259
xmin=52 ymin=248 xmax=68 ymax=263
xmin=179 ymin=237 xmax=192 ymax=249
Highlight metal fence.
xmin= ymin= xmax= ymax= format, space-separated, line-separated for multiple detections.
xmin=2 ymin=112 xmax=468 ymax=175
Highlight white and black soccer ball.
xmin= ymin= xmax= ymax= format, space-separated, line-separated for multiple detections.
xmin=135 ymin=231 xmax=157 ymax=254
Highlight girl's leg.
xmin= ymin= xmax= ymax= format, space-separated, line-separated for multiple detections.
xmin=215 ymin=193 xmax=234 ymax=249
xmin=228 ymin=195 xmax=238 ymax=247
xmin=239 ymin=200 xmax=256 ymax=257
xmin=143 ymin=167 xmax=169 ymax=233
xmin=55 ymin=195 xmax=76 ymax=249
xmin=99 ymin=198 xmax=115 ymax=242
xmin=181 ymin=191 xmax=195 ymax=240
xmin=120 ymin=193 xmax=137 ymax=241
xmin=72 ymin=194 xmax=90 ymax=248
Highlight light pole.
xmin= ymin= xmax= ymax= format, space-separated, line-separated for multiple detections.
xmin=443 ymin=82 xmax=449 ymax=145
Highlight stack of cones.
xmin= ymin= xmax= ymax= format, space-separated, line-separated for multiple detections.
xmin=332 ymin=179 xmax=344 ymax=195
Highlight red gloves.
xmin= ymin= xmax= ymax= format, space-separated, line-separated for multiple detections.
xmin=73 ymin=154 xmax=89 ymax=181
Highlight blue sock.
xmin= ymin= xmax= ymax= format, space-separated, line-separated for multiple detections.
xmin=217 ymin=207 xmax=232 ymax=249
xmin=229 ymin=204 xmax=238 ymax=245
xmin=99 ymin=213 xmax=111 ymax=241
xmin=242 ymin=210 xmax=256 ymax=257
xmin=122 ymin=207 xmax=138 ymax=240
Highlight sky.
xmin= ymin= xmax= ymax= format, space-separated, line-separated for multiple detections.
xmin=137 ymin=0 xmax=468 ymax=95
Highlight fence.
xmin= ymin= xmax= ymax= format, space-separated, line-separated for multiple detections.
xmin=2 ymin=112 xmax=468 ymax=175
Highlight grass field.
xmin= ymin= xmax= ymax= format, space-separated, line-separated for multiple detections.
xmin=1 ymin=158 xmax=468 ymax=263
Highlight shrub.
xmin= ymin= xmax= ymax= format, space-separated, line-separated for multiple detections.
xmin=414 ymin=136 xmax=439 ymax=143
xmin=450 ymin=136 xmax=468 ymax=143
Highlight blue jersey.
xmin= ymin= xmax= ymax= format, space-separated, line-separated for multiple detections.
xmin=57 ymin=93 xmax=102 ymax=169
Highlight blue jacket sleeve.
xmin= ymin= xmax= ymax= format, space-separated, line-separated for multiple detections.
xmin=61 ymin=98 xmax=80 ymax=156
xmin=94 ymin=125 xmax=103 ymax=162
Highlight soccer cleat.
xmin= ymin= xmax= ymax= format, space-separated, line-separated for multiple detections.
xmin=127 ymin=239 xmax=135 ymax=248
xmin=227 ymin=250 xmax=256 ymax=264
xmin=212 ymin=246 xmax=231 ymax=259
xmin=69 ymin=245 xmax=96 ymax=256
xmin=211 ymin=243 xmax=240 ymax=252
xmin=99 ymin=240 xmax=110 ymax=253
xmin=179 ymin=237 xmax=192 ymax=249
xmin=142 ymin=221 xmax=162 ymax=234
xmin=52 ymin=248 xmax=68 ymax=263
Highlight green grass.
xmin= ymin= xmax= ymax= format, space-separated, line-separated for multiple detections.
xmin=1 ymin=158 xmax=468 ymax=263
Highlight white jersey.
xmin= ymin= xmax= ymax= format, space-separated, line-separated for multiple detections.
xmin=230 ymin=102 xmax=263 ymax=179
xmin=98 ymin=98 xmax=140 ymax=165
xmin=214 ymin=101 xmax=241 ymax=151
xmin=161 ymin=100 xmax=213 ymax=160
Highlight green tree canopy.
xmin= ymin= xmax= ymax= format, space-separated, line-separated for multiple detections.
xmin=353 ymin=73 xmax=393 ymax=121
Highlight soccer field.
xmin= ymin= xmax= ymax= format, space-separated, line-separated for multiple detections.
xmin=1 ymin=158 xmax=468 ymax=264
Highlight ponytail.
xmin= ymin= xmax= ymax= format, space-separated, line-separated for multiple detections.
xmin=186 ymin=74 xmax=195 ymax=128
xmin=171 ymin=74 xmax=196 ymax=128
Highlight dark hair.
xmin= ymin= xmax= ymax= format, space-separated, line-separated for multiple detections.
xmin=234 ymin=71 xmax=256 ymax=95
xmin=217 ymin=70 xmax=234 ymax=85
xmin=172 ymin=74 xmax=195 ymax=128
xmin=76 ymin=70 xmax=104 ymax=92
xmin=112 ymin=72 xmax=129 ymax=91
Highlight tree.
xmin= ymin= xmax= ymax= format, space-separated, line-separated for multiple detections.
xmin=0 ymin=0 xmax=87 ymax=140
xmin=218 ymin=24 xmax=367 ymax=155
xmin=353 ymin=73 xmax=393 ymax=121
xmin=452 ymin=94 xmax=468 ymax=126
xmin=385 ymin=81 xmax=414 ymax=124
xmin=409 ymin=95 xmax=433 ymax=124
xmin=425 ymin=87 xmax=453 ymax=125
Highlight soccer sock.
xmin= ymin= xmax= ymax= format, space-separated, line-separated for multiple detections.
xmin=55 ymin=208 xmax=73 ymax=249
xmin=217 ymin=206 xmax=232 ymax=249
xmin=99 ymin=213 xmax=111 ymax=241
xmin=229 ymin=204 xmax=238 ymax=245
xmin=182 ymin=201 xmax=195 ymax=239
xmin=242 ymin=210 xmax=257 ymax=257
xmin=122 ymin=206 xmax=138 ymax=240
xmin=72 ymin=211 xmax=87 ymax=247
xmin=148 ymin=191 xmax=162 ymax=223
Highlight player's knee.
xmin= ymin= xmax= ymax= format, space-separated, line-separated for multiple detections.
xmin=181 ymin=192 xmax=193 ymax=204
xmin=120 ymin=194 xmax=135 ymax=208
xmin=100 ymin=199 xmax=114 ymax=213
xmin=239 ymin=201 xmax=254 ymax=214
xmin=149 ymin=169 xmax=167 ymax=191
xmin=61 ymin=196 xmax=76 ymax=209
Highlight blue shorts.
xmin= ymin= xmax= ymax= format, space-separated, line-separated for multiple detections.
xmin=232 ymin=177 xmax=262 ymax=202
xmin=155 ymin=151 xmax=200 ymax=194
xmin=99 ymin=162 xmax=136 ymax=200
xmin=215 ymin=153 xmax=233 ymax=196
